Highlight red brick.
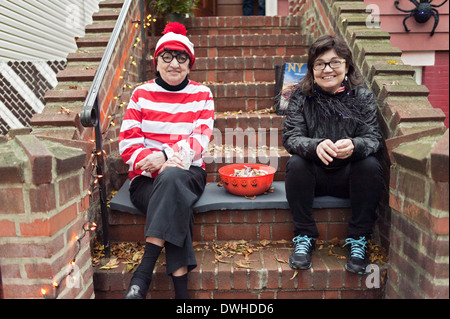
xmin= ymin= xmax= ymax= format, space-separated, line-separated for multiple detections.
xmin=403 ymin=200 xmax=449 ymax=235
xmin=16 ymin=135 xmax=53 ymax=185
xmin=59 ymin=175 xmax=81 ymax=206
xmin=0 ymin=220 xmax=16 ymax=237
xmin=0 ymin=188 xmax=25 ymax=214
xmin=20 ymin=203 xmax=78 ymax=237
xmin=29 ymin=184 xmax=56 ymax=213
xmin=430 ymin=129 xmax=449 ymax=182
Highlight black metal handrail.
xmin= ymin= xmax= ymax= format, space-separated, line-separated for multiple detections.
xmin=80 ymin=0 xmax=144 ymax=258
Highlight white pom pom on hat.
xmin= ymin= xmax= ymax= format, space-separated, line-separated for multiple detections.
xmin=154 ymin=22 xmax=195 ymax=69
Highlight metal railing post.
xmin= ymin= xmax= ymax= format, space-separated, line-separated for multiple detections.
xmin=81 ymin=0 xmax=133 ymax=259
xmin=93 ymin=97 xmax=110 ymax=258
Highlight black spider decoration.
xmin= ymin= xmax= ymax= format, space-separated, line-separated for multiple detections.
xmin=394 ymin=0 xmax=448 ymax=36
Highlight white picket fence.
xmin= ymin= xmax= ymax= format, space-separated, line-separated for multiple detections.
xmin=0 ymin=0 xmax=102 ymax=61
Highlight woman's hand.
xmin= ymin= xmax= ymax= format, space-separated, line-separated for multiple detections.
xmin=334 ymin=139 xmax=354 ymax=160
xmin=316 ymin=139 xmax=338 ymax=165
xmin=158 ymin=153 xmax=184 ymax=173
xmin=316 ymin=138 xmax=354 ymax=165
xmin=135 ymin=152 xmax=166 ymax=174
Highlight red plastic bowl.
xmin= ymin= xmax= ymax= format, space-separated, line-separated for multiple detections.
xmin=218 ymin=163 xmax=276 ymax=196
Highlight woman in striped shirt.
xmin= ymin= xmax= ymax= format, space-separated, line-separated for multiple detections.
xmin=120 ymin=23 xmax=214 ymax=299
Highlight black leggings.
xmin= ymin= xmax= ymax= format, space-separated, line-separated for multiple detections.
xmin=129 ymin=166 xmax=207 ymax=275
xmin=285 ymin=154 xmax=383 ymax=239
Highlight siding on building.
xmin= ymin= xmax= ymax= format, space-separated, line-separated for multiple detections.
xmin=0 ymin=0 xmax=102 ymax=135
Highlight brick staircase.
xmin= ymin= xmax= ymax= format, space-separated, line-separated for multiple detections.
xmin=40 ymin=2 xmax=384 ymax=299
xmin=92 ymin=14 xmax=386 ymax=299
xmin=31 ymin=0 xmax=123 ymax=140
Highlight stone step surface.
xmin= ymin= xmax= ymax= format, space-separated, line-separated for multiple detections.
xmin=93 ymin=242 xmax=385 ymax=299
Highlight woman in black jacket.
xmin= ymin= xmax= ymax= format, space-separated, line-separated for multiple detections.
xmin=282 ymin=35 xmax=383 ymax=274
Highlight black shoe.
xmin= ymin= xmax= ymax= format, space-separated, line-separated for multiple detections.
xmin=123 ymin=285 xmax=147 ymax=299
xmin=343 ymin=236 xmax=369 ymax=274
xmin=289 ymin=235 xmax=315 ymax=270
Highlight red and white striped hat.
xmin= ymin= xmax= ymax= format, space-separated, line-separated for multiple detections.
xmin=154 ymin=22 xmax=195 ymax=69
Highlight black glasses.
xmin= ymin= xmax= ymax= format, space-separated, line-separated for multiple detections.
xmin=313 ymin=59 xmax=346 ymax=71
xmin=160 ymin=51 xmax=189 ymax=64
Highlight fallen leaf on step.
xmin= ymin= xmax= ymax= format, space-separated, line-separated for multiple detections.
xmin=235 ymin=260 xmax=254 ymax=269
xmin=99 ymin=257 xmax=120 ymax=270
xmin=259 ymin=239 xmax=271 ymax=247
xmin=274 ymin=257 xmax=288 ymax=264
xmin=290 ymin=270 xmax=298 ymax=280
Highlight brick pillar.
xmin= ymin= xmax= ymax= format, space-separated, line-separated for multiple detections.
xmin=0 ymin=134 xmax=94 ymax=299
xmin=386 ymin=130 xmax=449 ymax=299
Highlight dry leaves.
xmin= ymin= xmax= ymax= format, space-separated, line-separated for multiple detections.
xmin=316 ymin=237 xmax=389 ymax=264
xmin=91 ymin=236 xmax=388 ymax=276
xmin=91 ymin=239 xmax=145 ymax=273
xmin=205 ymin=239 xmax=277 ymax=270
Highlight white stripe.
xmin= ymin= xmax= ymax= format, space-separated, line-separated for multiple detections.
xmin=144 ymin=139 xmax=163 ymax=150
xmin=34 ymin=61 xmax=58 ymax=88
xmin=119 ymin=137 xmax=144 ymax=154
xmin=142 ymin=120 xmax=193 ymax=135
xmin=195 ymin=118 xmax=214 ymax=129
xmin=0 ymin=63 xmax=45 ymax=113
xmin=121 ymin=119 xmax=141 ymax=131
xmin=0 ymin=100 xmax=25 ymax=129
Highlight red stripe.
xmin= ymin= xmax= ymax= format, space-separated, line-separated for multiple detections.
xmin=123 ymin=108 xmax=142 ymax=121
xmin=134 ymin=89 xmax=212 ymax=104
xmin=144 ymin=133 xmax=190 ymax=144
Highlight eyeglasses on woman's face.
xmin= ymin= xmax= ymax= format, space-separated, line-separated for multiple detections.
xmin=160 ymin=51 xmax=189 ymax=64
xmin=313 ymin=59 xmax=346 ymax=71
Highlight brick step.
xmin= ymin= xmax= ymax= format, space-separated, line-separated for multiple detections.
xmin=67 ymin=51 xmax=105 ymax=63
xmin=206 ymin=82 xmax=275 ymax=113
xmin=109 ymin=203 xmax=351 ymax=243
xmin=185 ymin=16 xmax=304 ymax=36
xmin=147 ymin=34 xmax=308 ymax=58
xmin=99 ymin=0 xmax=125 ymax=9
xmin=56 ymin=67 xmax=97 ymax=82
xmin=210 ymin=112 xmax=283 ymax=151
xmin=93 ymin=10 xmax=121 ymax=21
xmin=93 ymin=242 xmax=385 ymax=299
xmin=85 ymin=22 xmax=117 ymax=34
xmin=76 ymin=35 xmax=111 ymax=48
xmin=188 ymin=55 xmax=307 ymax=84
xmin=44 ymin=89 xmax=88 ymax=103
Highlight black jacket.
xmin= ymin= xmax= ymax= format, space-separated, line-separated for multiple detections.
xmin=282 ymin=86 xmax=383 ymax=168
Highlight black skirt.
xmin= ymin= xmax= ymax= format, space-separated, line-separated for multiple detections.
xmin=129 ymin=166 xmax=207 ymax=275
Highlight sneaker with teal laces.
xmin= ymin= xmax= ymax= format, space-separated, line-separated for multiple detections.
xmin=343 ymin=236 xmax=369 ymax=274
xmin=289 ymin=235 xmax=315 ymax=270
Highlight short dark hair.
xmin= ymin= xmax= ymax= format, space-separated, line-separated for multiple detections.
xmin=299 ymin=35 xmax=363 ymax=96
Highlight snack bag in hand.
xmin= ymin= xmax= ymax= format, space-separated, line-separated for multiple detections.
xmin=178 ymin=140 xmax=195 ymax=170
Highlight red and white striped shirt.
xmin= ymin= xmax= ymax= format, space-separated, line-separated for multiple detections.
xmin=119 ymin=79 xmax=215 ymax=181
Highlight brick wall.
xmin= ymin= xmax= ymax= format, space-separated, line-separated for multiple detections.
xmin=292 ymin=0 xmax=449 ymax=299
xmin=0 ymin=134 xmax=93 ymax=298
xmin=423 ymin=51 xmax=450 ymax=128
xmin=0 ymin=0 xmax=143 ymax=299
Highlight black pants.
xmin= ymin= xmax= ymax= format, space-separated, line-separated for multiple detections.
xmin=285 ymin=154 xmax=383 ymax=239
xmin=129 ymin=166 xmax=207 ymax=275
